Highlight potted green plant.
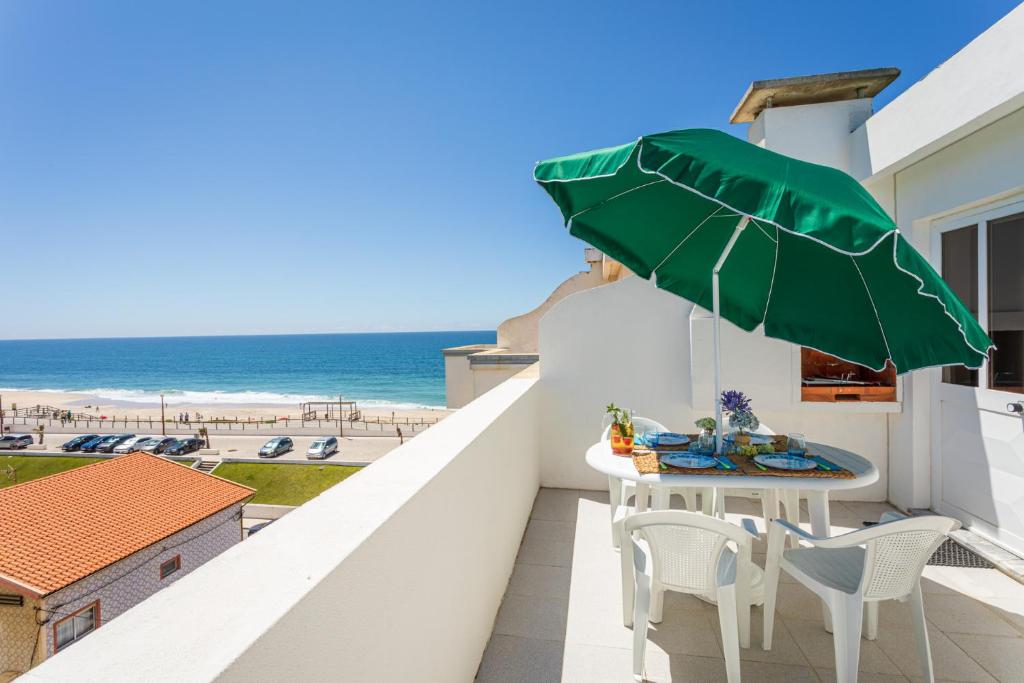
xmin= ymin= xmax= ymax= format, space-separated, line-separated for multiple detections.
xmin=605 ymin=403 xmax=634 ymax=455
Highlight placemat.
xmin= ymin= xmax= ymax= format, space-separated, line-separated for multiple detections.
xmin=631 ymin=434 xmax=855 ymax=480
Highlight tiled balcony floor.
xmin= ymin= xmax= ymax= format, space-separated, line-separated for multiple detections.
xmin=476 ymin=489 xmax=1024 ymax=682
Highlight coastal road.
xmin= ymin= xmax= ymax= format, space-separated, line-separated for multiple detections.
xmin=20 ymin=434 xmax=401 ymax=464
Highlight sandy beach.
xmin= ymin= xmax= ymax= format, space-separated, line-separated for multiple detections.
xmin=0 ymin=389 xmax=451 ymax=424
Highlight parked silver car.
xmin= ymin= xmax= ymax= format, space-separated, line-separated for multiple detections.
xmin=307 ymin=436 xmax=338 ymax=460
xmin=113 ymin=436 xmax=153 ymax=454
xmin=0 ymin=434 xmax=33 ymax=450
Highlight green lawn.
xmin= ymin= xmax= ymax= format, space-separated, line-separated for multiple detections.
xmin=211 ymin=462 xmax=361 ymax=505
xmin=0 ymin=456 xmax=104 ymax=488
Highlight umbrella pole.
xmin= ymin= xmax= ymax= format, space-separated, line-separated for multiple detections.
xmin=713 ymin=216 xmax=750 ymax=453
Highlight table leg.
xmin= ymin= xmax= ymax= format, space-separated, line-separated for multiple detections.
xmin=652 ymin=486 xmax=670 ymax=510
xmin=635 ymin=483 xmax=651 ymax=513
xmin=806 ymin=489 xmax=834 ymax=632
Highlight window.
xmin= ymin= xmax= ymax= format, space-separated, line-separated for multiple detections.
xmin=54 ymin=602 xmax=98 ymax=652
xmin=988 ymin=214 xmax=1024 ymax=393
xmin=939 ymin=212 xmax=1023 ymax=393
xmin=159 ymin=555 xmax=181 ymax=579
xmin=800 ymin=349 xmax=896 ymax=402
xmin=941 ymin=225 xmax=979 ymax=387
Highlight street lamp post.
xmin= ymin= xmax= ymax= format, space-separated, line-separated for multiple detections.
xmin=160 ymin=394 xmax=166 ymax=436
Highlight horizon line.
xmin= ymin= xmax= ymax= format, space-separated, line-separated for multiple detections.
xmin=0 ymin=329 xmax=498 ymax=343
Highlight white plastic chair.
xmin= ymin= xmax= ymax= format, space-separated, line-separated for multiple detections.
xmin=763 ymin=512 xmax=960 ymax=683
xmin=620 ymin=510 xmax=760 ymax=682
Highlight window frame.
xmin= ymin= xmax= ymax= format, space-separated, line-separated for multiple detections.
xmin=933 ymin=196 xmax=1024 ymax=392
xmin=159 ymin=555 xmax=181 ymax=580
xmin=53 ymin=601 xmax=100 ymax=652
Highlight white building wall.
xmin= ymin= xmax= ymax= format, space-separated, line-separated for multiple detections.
xmin=861 ymin=104 xmax=1024 ymax=510
xmin=538 ymin=276 xmax=891 ymax=499
xmin=753 ymin=99 xmax=873 ymax=169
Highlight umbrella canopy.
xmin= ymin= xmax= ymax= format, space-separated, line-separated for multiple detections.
xmin=535 ymin=129 xmax=993 ymax=374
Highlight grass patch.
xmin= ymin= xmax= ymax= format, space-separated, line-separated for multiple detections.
xmin=211 ymin=462 xmax=361 ymax=505
xmin=0 ymin=456 xmax=104 ymax=488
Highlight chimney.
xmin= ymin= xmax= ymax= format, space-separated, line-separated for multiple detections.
xmin=730 ymin=68 xmax=899 ymax=173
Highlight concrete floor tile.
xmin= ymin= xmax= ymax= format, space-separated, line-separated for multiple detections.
xmin=876 ymin=621 xmax=996 ymax=682
xmin=946 ymin=633 xmax=1024 ymax=683
xmin=475 ymin=634 xmax=564 ymax=682
xmin=921 ymin=566 xmax=1024 ymax=599
xmin=924 ymin=594 xmax=1021 ymax=637
xmin=506 ymin=563 xmax=571 ymax=600
xmin=559 ymin=643 xmax=643 ymax=682
xmin=531 ymin=488 xmax=582 ymax=522
xmin=493 ymin=593 xmax=568 ymax=642
xmin=644 ymin=609 xmax=722 ymax=657
xmin=516 ymin=537 xmax=573 ymax=568
xmin=815 ymin=668 xmax=909 ymax=682
xmin=784 ymin=616 xmax=902 ymax=674
xmin=728 ymin=660 xmax=818 ymax=682
xmin=525 ymin=519 xmax=577 ymax=544
xmin=707 ymin=607 xmax=810 ymax=666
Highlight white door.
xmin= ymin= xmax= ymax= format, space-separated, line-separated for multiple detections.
xmin=933 ymin=203 xmax=1024 ymax=554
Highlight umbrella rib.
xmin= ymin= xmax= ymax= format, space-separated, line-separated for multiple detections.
xmin=751 ymin=219 xmax=777 ymax=243
xmin=761 ymin=225 xmax=780 ymax=326
xmin=851 ymin=255 xmax=895 ymax=372
xmin=651 ymin=205 xmax=731 ymax=275
xmin=567 ymin=179 xmax=667 ymax=224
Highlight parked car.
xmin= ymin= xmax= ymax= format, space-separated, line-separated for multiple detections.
xmin=306 ymin=436 xmax=338 ymax=460
xmin=258 ymin=437 xmax=293 ymax=458
xmin=164 ymin=438 xmax=203 ymax=456
xmin=94 ymin=434 xmax=135 ymax=454
xmin=247 ymin=520 xmax=274 ymax=537
xmin=79 ymin=435 xmax=111 ymax=453
xmin=61 ymin=434 xmax=99 ymax=452
xmin=112 ymin=436 xmax=152 ymax=454
xmin=0 ymin=434 xmax=33 ymax=450
xmin=138 ymin=436 xmax=178 ymax=454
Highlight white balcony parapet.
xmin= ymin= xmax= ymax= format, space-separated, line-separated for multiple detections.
xmin=22 ymin=366 xmax=541 ymax=683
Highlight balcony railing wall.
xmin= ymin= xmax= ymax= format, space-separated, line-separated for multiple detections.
xmin=22 ymin=367 xmax=541 ymax=683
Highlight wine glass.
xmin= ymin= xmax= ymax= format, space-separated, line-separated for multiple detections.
xmin=787 ymin=433 xmax=807 ymax=457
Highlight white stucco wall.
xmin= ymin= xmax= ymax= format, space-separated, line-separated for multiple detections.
xmin=538 ymin=276 xmax=891 ymax=500
xmin=752 ymin=99 xmax=873 ymax=170
xmin=23 ymin=368 xmax=542 ymax=682
xmin=852 ymin=3 xmax=1024 ymax=180
xmin=862 ymin=103 xmax=1024 ymax=510
xmin=0 ymin=598 xmax=41 ymax=673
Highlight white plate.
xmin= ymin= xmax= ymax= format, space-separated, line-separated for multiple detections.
xmin=661 ymin=453 xmax=718 ymax=469
xmin=753 ymin=454 xmax=817 ymax=471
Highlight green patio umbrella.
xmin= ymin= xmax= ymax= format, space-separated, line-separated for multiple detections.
xmin=535 ymin=129 xmax=993 ymax=446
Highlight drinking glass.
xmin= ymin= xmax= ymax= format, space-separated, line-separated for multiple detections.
xmin=696 ymin=431 xmax=716 ymax=455
xmin=787 ymin=433 xmax=807 ymax=457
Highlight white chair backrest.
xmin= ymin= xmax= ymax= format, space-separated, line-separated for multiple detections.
xmin=625 ymin=510 xmax=751 ymax=593
xmin=600 ymin=416 xmax=669 ymax=442
xmin=824 ymin=515 xmax=959 ymax=600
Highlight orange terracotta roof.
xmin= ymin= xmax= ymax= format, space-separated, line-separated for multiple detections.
xmin=0 ymin=452 xmax=253 ymax=597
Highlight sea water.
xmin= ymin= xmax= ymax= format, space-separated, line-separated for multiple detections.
xmin=0 ymin=331 xmax=496 ymax=409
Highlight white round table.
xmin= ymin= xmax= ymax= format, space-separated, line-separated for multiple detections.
xmin=586 ymin=440 xmax=879 ymax=538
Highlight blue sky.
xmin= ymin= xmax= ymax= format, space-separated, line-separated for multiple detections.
xmin=0 ymin=1 xmax=1016 ymax=339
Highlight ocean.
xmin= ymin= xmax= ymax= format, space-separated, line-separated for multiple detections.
xmin=0 ymin=331 xmax=496 ymax=409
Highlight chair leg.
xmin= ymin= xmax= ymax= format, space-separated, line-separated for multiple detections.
xmin=864 ymin=601 xmax=879 ymax=640
xmin=620 ymin=531 xmax=634 ymax=628
xmin=762 ymin=527 xmax=786 ymax=650
xmin=832 ymin=593 xmax=864 ymax=683
xmin=633 ymin=577 xmax=651 ymax=682
xmin=717 ymin=584 xmax=742 ymax=683
xmin=714 ymin=488 xmax=726 ymax=519
xmin=908 ymin=583 xmax=935 ymax=682
xmin=609 ymin=476 xmax=623 ymax=549
xmin=649 ymin=579 xmax=665 ymax=623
